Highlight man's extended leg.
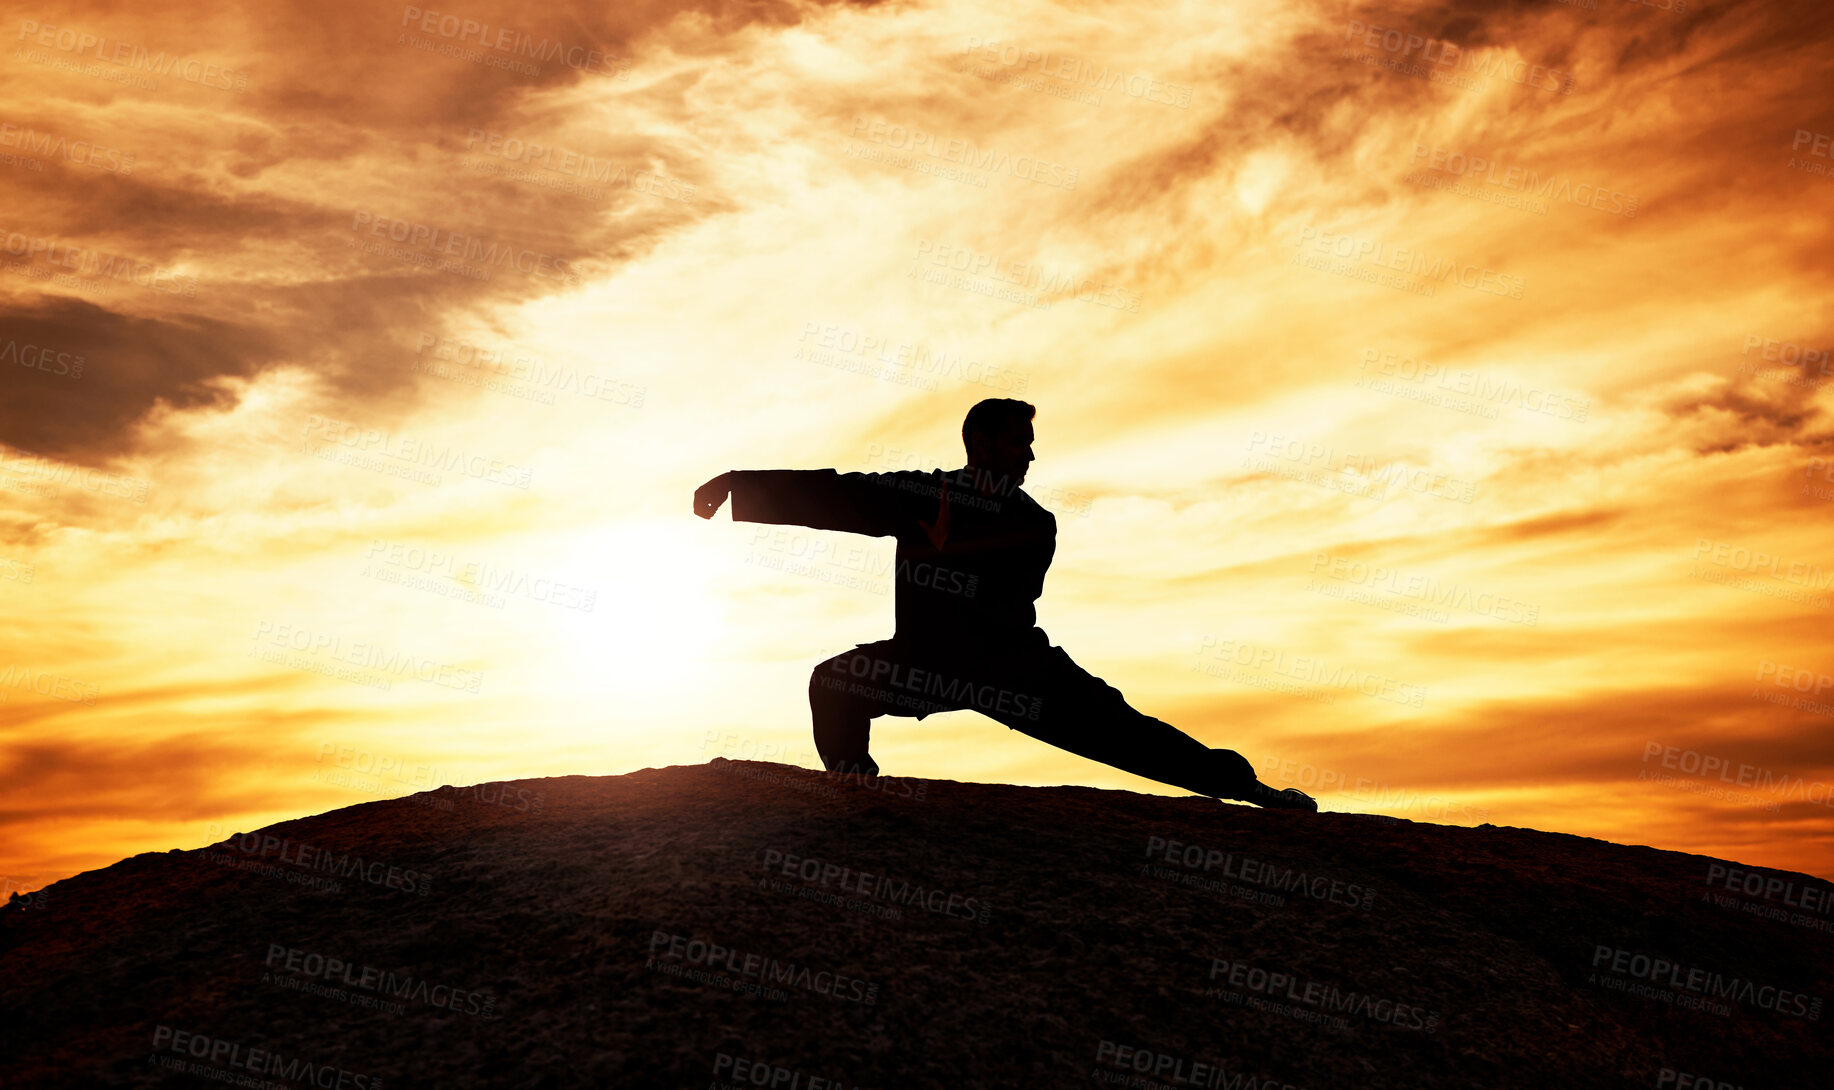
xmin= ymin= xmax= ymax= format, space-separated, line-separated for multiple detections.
xmin=964 ymin=641 xmax=1312 ymax=808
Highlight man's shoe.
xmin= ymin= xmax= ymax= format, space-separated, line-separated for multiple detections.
xmin=1242 ymin=780 xmax=1318 ymax=812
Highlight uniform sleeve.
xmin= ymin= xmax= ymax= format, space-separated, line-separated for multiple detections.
xmin=727 ymin=469 xmax=914 ymax=538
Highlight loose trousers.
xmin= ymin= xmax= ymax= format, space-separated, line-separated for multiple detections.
xmin=808 ymin=635 xmax=1256 ymax=799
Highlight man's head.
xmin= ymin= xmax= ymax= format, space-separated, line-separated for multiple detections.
xmin=962 ymin=398 xmax=1035 ymax=488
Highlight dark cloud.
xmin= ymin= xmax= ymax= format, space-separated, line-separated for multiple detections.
xmin=0 ymin=295 xmax=282 ymax=459
xmin=0 ymin=0 xmax=862 ymax=467
xmin=1661 ymin=372 xmax=1833 ymax=455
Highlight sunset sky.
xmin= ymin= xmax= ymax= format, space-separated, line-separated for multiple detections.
xmin=3 ymin=0 xmax=1833 ymax=895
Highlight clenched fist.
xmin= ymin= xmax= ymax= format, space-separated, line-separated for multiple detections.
xmin=693 ymin=472 xmax=732 ymax=519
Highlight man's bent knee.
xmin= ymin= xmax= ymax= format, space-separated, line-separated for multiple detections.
xmin=811 ymin=651 xmax=860 ymax=693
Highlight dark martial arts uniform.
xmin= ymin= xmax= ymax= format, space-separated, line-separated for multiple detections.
xmin=726 ymin=466 xmax=1259 ymax=800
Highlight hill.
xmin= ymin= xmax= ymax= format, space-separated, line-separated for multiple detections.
xmin=2 ymin=759 xmax=1829 ymax=1088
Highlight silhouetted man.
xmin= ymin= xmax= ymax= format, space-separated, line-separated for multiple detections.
xmin=694 ymin=398 xmax=1316 ymax=810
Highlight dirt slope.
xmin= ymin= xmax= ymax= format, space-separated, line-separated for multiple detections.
xmin=2 ymin=759 xmax=1828 ymax=1088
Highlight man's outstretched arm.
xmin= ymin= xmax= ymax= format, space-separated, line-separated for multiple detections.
xmin=693 ymin=468 xmax=910 ymax=537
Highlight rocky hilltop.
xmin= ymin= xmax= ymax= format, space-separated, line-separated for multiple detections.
xmin=2 ymin=759 xmax=1829 ymax=1088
